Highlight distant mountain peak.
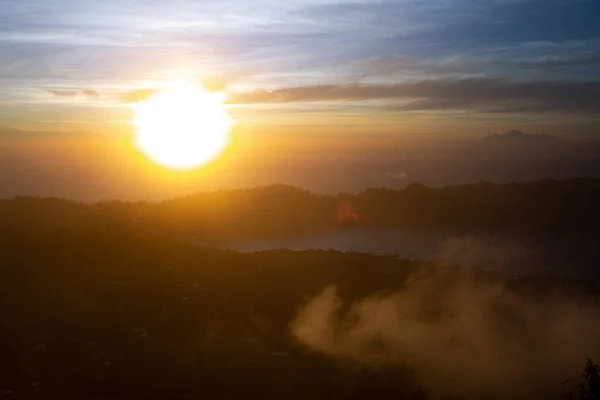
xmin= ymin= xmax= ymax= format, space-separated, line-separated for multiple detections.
xmin=403 ymin=182 xmax=430 ymax=193
xmin=481 ymin=130 xmax=563 ymax=145
xmin=505 ymin=129 xmax=526 ymax=137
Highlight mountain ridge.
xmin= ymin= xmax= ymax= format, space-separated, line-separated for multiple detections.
xmin=480 ymin=130 xmax=564 ymax=145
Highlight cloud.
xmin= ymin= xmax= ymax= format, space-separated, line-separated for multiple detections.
xmin=119 ymin=77 xmax=230 ymax=104
xmin=351 ymin=55 xmax=471 ymax=79
xmin=46 ymin=85 xmax=214 ymax=104
xmin=351 ymin=49 xmax=600 ymax=82
xmin=437 ymin=236 xmax=539 ymax=275
xmin=231 ymin=78 xmax=600 ymax=113
xmin=290 ymin=254 xmax=600 ymax=398
xmin=46 ymin=89 xmax=100 ymax=99
xmin=2 ymin=0 xmax=599 ymax=127
xmin=525 ymin=51 xmax=600 ymax=67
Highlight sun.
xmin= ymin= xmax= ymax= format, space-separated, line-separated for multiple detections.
xmin=132 ymin=81 xmax=233 ymax=170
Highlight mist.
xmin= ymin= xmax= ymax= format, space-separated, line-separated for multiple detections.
xmin=290 ymin=243 xmax=600 ymax=399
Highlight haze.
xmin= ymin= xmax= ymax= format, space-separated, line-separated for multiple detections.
xmin=2 ymin=0 xmax=600 ymax=199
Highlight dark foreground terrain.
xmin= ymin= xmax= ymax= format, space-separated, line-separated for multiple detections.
xmin=2 ymin=230 xmax=600 ymax=400
xmin=2 ymin=179 xmax=600 ymax=399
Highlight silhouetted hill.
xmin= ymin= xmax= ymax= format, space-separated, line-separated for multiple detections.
xmin=480 ymin=130 xmax=564 ymax=145
xmin=2 ymin=178 xmax=599 ymax=240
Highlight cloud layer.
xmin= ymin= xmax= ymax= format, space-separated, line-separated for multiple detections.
xmin=230 ymin=78 xmax=600 ymax=113
xmin=291 ymin=244 xmax=600 ymax=398
xmin=1 ymin=0 xmax=600 ymax=135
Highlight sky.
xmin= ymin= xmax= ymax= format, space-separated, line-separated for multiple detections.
xmin=1 ymin=0 xmax=600 ymax=199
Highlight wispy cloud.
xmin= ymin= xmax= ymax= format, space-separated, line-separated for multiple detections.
xmin=1 ymin=0 xmax=599 ymax=133
xmin=230 ymin=78 xmax=600 ymax=113
xmin=47 ymin=89 xmax=100 ymax=99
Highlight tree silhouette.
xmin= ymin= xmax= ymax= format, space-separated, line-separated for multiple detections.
xmin=564 ymin=359 xmax=600 ymax=400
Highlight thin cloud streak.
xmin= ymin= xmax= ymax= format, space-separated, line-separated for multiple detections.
xmin=230 ymin=79 xmax=600 ymax=114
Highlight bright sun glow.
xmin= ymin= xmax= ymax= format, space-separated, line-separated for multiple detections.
xmin=132 ymin=81 xmax=233 ymax=170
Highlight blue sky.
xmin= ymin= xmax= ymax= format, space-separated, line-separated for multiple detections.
xmin=1 ymin=0 xmax=600 ymax=137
